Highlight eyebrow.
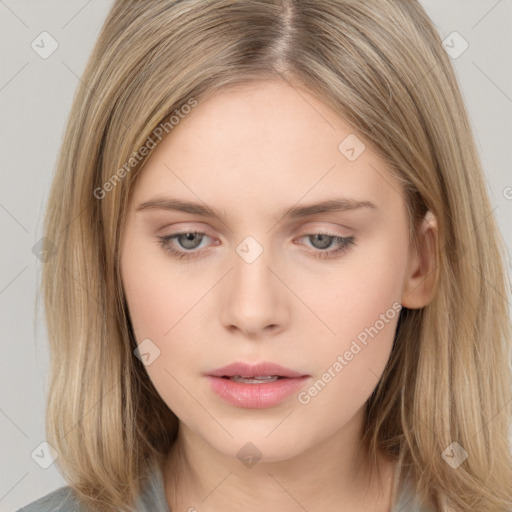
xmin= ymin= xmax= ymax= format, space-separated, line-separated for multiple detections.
xmin=136 ymin=197 xmax=377 ymax=221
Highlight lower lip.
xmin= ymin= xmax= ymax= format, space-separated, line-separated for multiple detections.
xmin=205 ymin=376 xmax=310 ymax=409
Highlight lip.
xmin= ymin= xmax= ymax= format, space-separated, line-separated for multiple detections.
xmin=205 ymin=361 xmax=308 ymax=379
xmin=204 ymin=361 xmax=311 ymax=409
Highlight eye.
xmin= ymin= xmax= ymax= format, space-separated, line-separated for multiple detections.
xmin=298 ymin=232 xmax=355 ymax=259
xmin=157 ymin=230 xmax=213 ymax=261
xmin=157 ymin=230 xmax=355 ymax=261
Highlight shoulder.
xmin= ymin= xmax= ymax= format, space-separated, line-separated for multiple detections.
xmin=393 ymin=477 xmax=437 ymax=512
xmin=15 ymin=458 xmax=168 ymax=512
xmin=15 ymin=485 xmax=86 ymax=512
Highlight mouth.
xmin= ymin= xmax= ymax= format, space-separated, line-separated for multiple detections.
xmin=205 ymin=361 xmax=308 ymax=379
xmin=220 ymin=375 xmax=284 ymax=384
xmin=204 ymin=361 xmax=311 ymax=408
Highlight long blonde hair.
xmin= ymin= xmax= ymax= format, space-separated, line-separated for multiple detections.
xmin=41 ymin=1 xmax=512 ymax=510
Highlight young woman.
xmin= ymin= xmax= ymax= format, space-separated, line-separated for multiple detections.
xmin=18 ymin=1 xmax=512 ymax=511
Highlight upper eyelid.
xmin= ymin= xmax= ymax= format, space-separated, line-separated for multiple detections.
xmin=159 ymin=222 xmax=352 ymax=237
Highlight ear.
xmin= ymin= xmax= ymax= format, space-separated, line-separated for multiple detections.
xmin=401 ymin=210 xmax=438 ymax=309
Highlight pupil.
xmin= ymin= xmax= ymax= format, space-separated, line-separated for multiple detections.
xmin=312 ymin=234 xmax=332 ymax=249
xmin=179 ymin=232 xmax=202 ymax=249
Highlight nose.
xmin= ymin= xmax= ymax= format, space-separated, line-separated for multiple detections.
xmin=219 ymin=240 xmax=289 ymax=338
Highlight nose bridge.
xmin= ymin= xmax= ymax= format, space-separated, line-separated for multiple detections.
xmin=220 ymin=232 xmax=288 ymax=334
xmin=231 ymin=233 xmax=276 ymax=298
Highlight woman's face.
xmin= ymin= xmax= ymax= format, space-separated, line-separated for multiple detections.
xmin=120 ymin=80 xmax=424 ymax=462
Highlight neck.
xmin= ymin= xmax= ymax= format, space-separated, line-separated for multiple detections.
xmin=161 ymin=408 xmax=398 ymax=512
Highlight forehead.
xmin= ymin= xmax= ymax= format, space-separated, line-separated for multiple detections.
xmin=130 ymin=80 xmax=405 ymax=217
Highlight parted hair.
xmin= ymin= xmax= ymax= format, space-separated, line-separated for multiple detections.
xmin=40 ymin=0 xmax=512 ymax=510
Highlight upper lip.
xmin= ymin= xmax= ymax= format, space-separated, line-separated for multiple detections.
xmin=206 ymin=361 xmax=309 ymax=378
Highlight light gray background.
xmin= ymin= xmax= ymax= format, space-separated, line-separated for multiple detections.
xmin=1 ymin=1 xmax=511 ymax=511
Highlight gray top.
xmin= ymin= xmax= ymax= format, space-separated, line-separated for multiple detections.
xmin=16 ymin=460 xmax=434 ymax=511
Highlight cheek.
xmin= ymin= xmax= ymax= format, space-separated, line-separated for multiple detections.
xmin=121 ymin=235 xmax=207 ymax=342
xmin=120 ymin=239 xmax=208 ymax=416
xmin=120 ymin=234 xmax=222 ymax=412
xmin=300 ymin=233 xmax=407 ymax=404
xmin=308 ymin=230 xmax=408 ymax=338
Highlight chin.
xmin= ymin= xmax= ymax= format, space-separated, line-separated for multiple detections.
xmin=201 ymin=428 xmax=312 ymax=465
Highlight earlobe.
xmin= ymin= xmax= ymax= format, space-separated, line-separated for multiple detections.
xmin=401 ymin=210 xmax=438 ymax=309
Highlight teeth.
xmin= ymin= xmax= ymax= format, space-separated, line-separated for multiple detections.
xmin=230 ymin=375 xmax=280 ymax=383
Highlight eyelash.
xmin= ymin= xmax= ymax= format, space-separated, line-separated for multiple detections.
xmin=156 ymin=230 xmax=355 ymax=261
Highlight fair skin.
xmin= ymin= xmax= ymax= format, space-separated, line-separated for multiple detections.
xmin=120 ymin=79 xmax=437 ymax=511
